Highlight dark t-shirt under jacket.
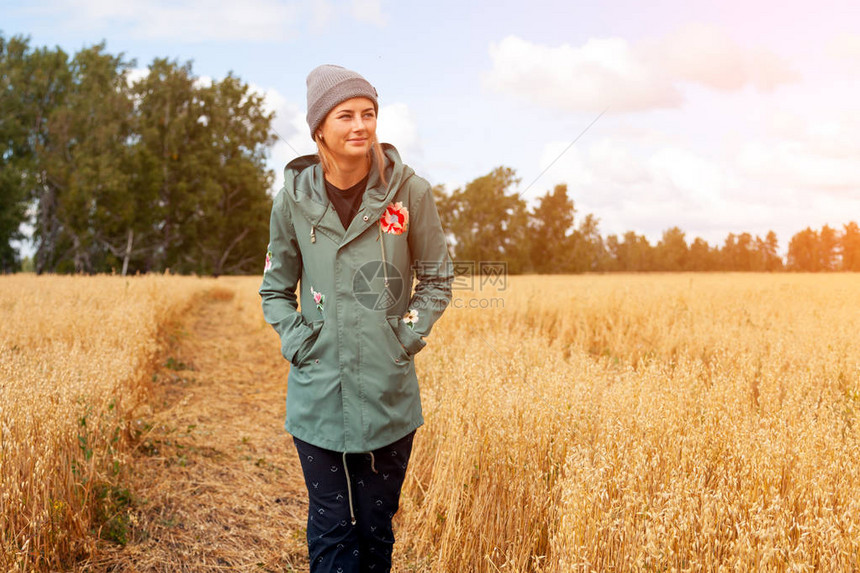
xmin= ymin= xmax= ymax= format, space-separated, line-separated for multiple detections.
xmin=325 ymin=173 xmax=369 ymax=230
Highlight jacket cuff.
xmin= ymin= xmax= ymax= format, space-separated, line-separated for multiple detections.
xmin=392 ymin=317 xmax=427 ymax=356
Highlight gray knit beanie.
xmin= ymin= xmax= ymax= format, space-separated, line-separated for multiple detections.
xmin=306 ymin=64 xmax=378 ymax=140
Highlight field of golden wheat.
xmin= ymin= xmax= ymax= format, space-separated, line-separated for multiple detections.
xmin=2 ymin=273 xmax=859 ymax=572
xmin=401 ymin=273 xmax=860 ymax=571
xmin=0 ymin=274 xmax=217 ymax=571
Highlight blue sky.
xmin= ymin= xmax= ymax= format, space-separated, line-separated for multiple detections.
xmin=4 ymin=0 xmax=859 ymax=250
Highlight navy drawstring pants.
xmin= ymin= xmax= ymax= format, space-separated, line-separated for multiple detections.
xmin=293 ymin=431 xmax=415 ymax=573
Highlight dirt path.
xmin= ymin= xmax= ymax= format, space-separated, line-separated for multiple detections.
xmin=95 ymin=282 xmax=310 ymax=572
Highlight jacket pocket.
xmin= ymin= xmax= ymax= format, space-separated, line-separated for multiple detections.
xmin=291 ymin=320 xmax=324 ymax=365
xmin=386 ymin=315 xmax=427 ymax=357
xmin=384 ymin=316 xmax=414 ymax=362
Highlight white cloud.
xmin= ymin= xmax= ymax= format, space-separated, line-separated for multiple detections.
xmin=377 ymin=102 xmax=422 ymax=159
xmin=737 ymin=140 xmax=860 ymax=192
xmin=536 ymin=144 xmax=594 ymax=191
xmin=646 ymin=23 xmax=799 ymax=93
xmin=735 ymin=108 xmax=860 ymax=194
xmin=298 ymin=0 xmax=388 ymax=32
xmin=484 ymin=25 xmax=799 ymax=114
xmin=41 ymin=0 xmax=299 ymax=41
xmin=485 ymin=35 xmax=681 ymax=113
xmin=351 ymin=0 xmax=387 ymax=27
xmin=764 ymin=109 xmax=860 ymax=160
xmin=309 ymin=0 xmax=336 ymax=33
xmin=251 ymin=85 xmax=315 ymax=194
xmin=826 ymin=33 xmax=860 ymax=62
xmin=32 ymin=0 xmax=387 ymax=41
xmin=531 ymin=135 xmax=807 ymax=246
xmin=125 ymin=67 xmax=149 ymax=86
xmin=588 ymin=138 xmax=650 ymax=186
xmin=193 ymin=75 xmax=213 ymax=89
xmin=647 ymin=147 xmax=729 ymax=205
xmin=534 ymin=122 xmax=860 ymax=249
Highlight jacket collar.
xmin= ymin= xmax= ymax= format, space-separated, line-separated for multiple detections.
xmin=283 ymin=144 xmax=411 ymax=248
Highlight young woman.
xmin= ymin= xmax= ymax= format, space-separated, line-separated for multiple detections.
xmin=259 ymin=65 xmax=453 ymax=573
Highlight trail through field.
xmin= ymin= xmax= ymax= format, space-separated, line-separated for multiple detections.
xmin=94 ymin=283 xmax=310 ymax=572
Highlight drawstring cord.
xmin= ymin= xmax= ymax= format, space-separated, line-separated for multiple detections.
xmin=377 ymin=224 xmax=389 ymax=288
xmin=342 ymin=452 xmax=356 ymax=525
xmin=341 ymin=451 xmax=380 ymax=527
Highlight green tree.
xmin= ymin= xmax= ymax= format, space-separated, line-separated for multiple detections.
xmin=129 ymin=60 xmax=275 ymax=275
xmin=819 ymin=225 xmax=839 ymax=271
xmin=570 ymin=213 xmax=605 ymax=272
xmin=1 ymin=38 xmax=275 ymax=275
xmin=131 ymin=58 xmax=205 ymax=273
xmin=39 ymin=44 xmax=135 ymax=273
xmin=720 ymin=232 xmax=756 ymax=271
xmin=529 ymin=183 xmax=575 ymax=273
xmin=611 ymin=231 xmax=654 ymax=271
xmin=753 ymin=231 xmax=782 ymax=271
xmin=787 ymin=227 xmax=819 ymax=271
xmin=840 ymin=221 xmax=860 ymax=271
xmin=0 ymin=35 xmax=73 ymax=273
xmin=688 ymin=237 xmax=718 ymax=271
xmin=603 ymin=234 xmax=621 ymax=271
xmin=190 ymin=73 xmax=275 ymax=275
xmin=436 ymin=167 xmax=529 ymax=272
xmin=654 ymin=227 xmax=688 ymax=271
xmin=2 ymin=40 xmax=137 ymax=274
xmin=0 ymin=34 xmax=34 ymax=272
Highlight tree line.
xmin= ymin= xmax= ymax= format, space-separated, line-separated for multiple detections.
xmin=2 ymin=35 xmax=857 ymax=275
xmin=434 ymin=167 xmax=860 ymax=273
xmin=1 ymin=34 xmax=274 ymax=275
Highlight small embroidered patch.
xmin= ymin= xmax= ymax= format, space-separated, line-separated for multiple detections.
xmin=264 ymin=249 xmax=273 ymax=273
xmin=402 ymin=308 xmax=419 ymax=329
xmin=380 ymin=202 xmax=409 ymax=235
xmin=310 ymin=286 xmax=325 ymax=312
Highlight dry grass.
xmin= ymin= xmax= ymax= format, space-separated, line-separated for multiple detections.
xmin=0 ymin=274 xmax=210 ymax=571
xmin=3 ymin=273 xmax=859 ymax=572
xmin=90 ymin=276 xmax=309 ymax=572
xmin=399 ymin=273 xmax=860 ymax=571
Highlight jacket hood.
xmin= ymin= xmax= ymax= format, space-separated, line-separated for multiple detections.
xmin=282 ymin=143 xmax=415 ymax=240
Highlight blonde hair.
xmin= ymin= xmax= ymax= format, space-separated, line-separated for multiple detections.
xmin=315 ymin=134 xmax=387 ymax=188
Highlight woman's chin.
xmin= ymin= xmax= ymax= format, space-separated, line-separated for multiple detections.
xmin=335 ymin=146 xmax=371 ymax=161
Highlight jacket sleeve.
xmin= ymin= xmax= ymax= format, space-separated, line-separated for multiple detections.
xmin=396 ymin=183 xmax=454 ymax=355
xmin=259 ymin=189 xmax=313 ymax=363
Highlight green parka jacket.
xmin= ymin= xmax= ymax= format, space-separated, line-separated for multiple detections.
xmin=259 ymin=144 xmax=453 ymax=453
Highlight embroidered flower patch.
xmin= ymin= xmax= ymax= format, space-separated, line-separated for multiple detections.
xmin=380 ymin=202 xmax=409 ymax=235
xmin=310 ymin=286 xmax=325 ymax=312
xmin=402 ymin=309 xmax=419 ymax=329
xmin=264 ymin=249 xmax=273 ymax=273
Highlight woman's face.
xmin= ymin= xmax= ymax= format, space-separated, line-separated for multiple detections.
xmin=318 ymin=97 xmax=377 ymax=164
